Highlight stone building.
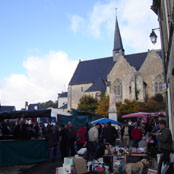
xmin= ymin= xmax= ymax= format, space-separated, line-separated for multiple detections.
xmin=57 ymin=92 xmax=68 ymax=110
xmin=151 ymin=0 xmax=174 ymax=137
xmin=68 ymin=17 xmax=164 ymax=121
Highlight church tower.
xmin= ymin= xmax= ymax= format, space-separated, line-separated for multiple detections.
xmin=113 ymin=17 xmax=124 ymax=61
xmin=108 ymin=16 xmax=124 ymax=121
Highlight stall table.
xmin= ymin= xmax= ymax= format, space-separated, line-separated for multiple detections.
xmin=125 ymin=153 xmax=147 ymax=163
xmin=0 ymin=139 xmax=49 ymax=167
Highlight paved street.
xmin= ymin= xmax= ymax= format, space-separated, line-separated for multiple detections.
xmin=0 ymin=160 xmax=62 ymax=174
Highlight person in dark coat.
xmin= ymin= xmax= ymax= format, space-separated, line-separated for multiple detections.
xmin=67 ymin=122 xmax=76 ymax=156
xmin=59 ymin=124 xmax=69 ymax=160
xmin=103 ymin=122 xmax=118 ymax=146
xmin=156 ymin=120 xmax=173 ymax=174
xmin=45 ymin=126 xmax=59 ymax=161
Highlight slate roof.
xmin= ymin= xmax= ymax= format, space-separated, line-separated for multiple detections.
xmin=28 ymin=104 xmax=41 ymax=110
xmin=125 ymin=52 xmax=148 ymax=71
xmin=59 ymin=103 xmax=67 ymax=109
xmin=125 ymin=50 xmax=162 ymax=71
xmin=85 ymin=78 xmax=106 ymax=92
xmin=0 ymin=105 xmax=16 ymax=112
xmin=58 ymin=92 xmax=68 ymax=98
xmin=113 ymin=17 xmax=124 ymax=52
xmin=69 ymin=57 xmax=115 ymax=85
xmin=69 ymin=50 xmax=162 ymax=92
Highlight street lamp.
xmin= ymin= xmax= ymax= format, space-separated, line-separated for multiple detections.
xmin=149 ymin=28 xmax=160 ymax=44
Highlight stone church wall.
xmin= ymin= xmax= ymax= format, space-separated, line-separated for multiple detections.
xmin=68 ymin=83 xmax=93 ymax=110
xmin=108 ymin=55 xmax=137 ymax=103
xmin=139 ymin=50 xmax=164 ymax=98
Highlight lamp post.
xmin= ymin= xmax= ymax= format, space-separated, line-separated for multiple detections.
xmin=149 ymin=28 xmax=160 ymax=44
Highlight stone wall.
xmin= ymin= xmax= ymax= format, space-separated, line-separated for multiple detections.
xmin=167 ymin=34 xmax=174 ymax=137
xmin=108 ymin=55 xmax=137 ymax=103
xmin=68 ymin=83 xmax=93 ymax=110
xmin=139 ymin=50 xmax=164 ymax=98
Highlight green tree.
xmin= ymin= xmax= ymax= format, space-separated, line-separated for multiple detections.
xmin=39 ymin=100 xmax=57 ymax=109
xmin=116 ymin=96 xmax=166 ymax=122
xmin=77 ymin=95 xmax=98 ymax=113
xmin=96 ymin=96 xmax=109 ymax=117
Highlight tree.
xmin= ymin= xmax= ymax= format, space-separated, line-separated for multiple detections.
xmin=77 ymin=95 xmax=98 ymax=113
xmin=117 ymin=96 xmax=166 ymax=122
xmin=39 ymin=100 xmax=57 ymax=109
xmin=96 ymin=96 xmax=109 ymax=117
xmin=117 ymin=100 xmax=145 ymax=122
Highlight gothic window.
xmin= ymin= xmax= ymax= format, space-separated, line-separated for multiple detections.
xmin=114 ymin=79 xmax=122 ymax=96
xmin=154 ymin=74 xmax=164 ymax=94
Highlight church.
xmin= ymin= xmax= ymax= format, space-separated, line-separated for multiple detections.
xmin=67 ymin=17 xmax=164 ymax=121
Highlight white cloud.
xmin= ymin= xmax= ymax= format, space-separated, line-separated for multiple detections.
xmin=70 ymin=15 xmax=85 ymax=32
xmin=70 ymin=0 xmax=161 ymax=52
xmin=88 ymin=1 xmax=116 ymax=37
xmin=119 ymin=0 xmax=161 ymax=52
xmin=0 ymin=51 xmax=78 ymax=109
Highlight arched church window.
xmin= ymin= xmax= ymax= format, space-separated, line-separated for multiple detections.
xmin=154 ymin=74 xmax=164 ymax=94
xmin=114 ymin=79 xmax=122 ymax=96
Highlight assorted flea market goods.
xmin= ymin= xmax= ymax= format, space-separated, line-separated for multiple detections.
xmin=56 ymin=145 xmax=145 ymax=174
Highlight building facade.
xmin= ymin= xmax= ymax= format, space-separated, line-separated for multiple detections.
xmin=68 ymin=17 xmax=164 ymax=121
xmin=151 ymin=0 xmax=174 ymax=137
xmin=57 ymin=92 xmax=68 ymax=108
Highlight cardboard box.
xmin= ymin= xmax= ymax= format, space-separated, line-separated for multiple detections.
xmin=63 ymin=164 xmax=74 ymax=174
xmin=56 ymin=167 xmax=63 ymax=174
xmin=64 ymin=157 xmax=74 ymax=165
xmin=73 ymin=157 xmax=87 ymax=174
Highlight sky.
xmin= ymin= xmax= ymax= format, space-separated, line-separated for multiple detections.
xmin=0 ymin=0 xmax=161 ymax=109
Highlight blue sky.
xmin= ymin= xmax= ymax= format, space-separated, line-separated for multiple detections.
xmin=0 ymin=0 xmax=113 ymax=78
xmin=0 ymin=0 xmax=161 ymax=109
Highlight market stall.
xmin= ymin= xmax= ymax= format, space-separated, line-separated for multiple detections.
xmin=90 ymin=118 xmax=122 ymax=126
xmin=122 ymin=112 xmax=165 ymax=119
xmin=0 ymin=109 xmax=51 ymax=166
xmin=0 ymin=139 xmax=49 ymax=167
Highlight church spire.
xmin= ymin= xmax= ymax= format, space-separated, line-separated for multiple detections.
xmin=113 ymin=16 xmax=124 ymax=61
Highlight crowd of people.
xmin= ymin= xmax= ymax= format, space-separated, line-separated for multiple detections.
xmin=120 ymin=117 xmax=170 ymax=156
xmin=0 ymin=116 xmax=173 ymax=173
xmin=0 ymin=119 xmax=119 ymax=161
xmin=121 ymin=118 xmax=173 ymax=174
